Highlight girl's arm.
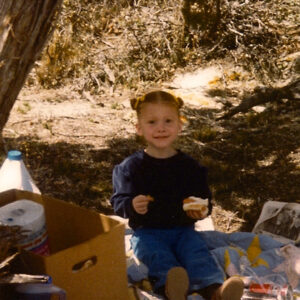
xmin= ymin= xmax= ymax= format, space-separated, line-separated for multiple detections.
xmin=110 ymin=165 xmax=137 ymax=218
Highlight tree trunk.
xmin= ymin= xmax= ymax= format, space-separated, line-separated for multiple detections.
xmin=0 ymin=0 xmax=63 ymax=133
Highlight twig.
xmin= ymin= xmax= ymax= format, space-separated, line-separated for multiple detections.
xmin=7 ymin=116 xmax=80 ymax=126
xmin=52 ymin=132 xmax=107 ymax=138
xmin=127 ymin=26 xmax=147 ymax=53
xmin=99 ymin=39 xmax=115 ymax=48
xmin=228 ymin=27 xmax=244 ymax=36
xmin=193 ymin=140 xmax=224 ymax=154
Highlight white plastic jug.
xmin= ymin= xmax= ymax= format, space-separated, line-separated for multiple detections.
xmin=0 ymin=150 xmax=41 ymax=194
xmin=0 ymin=199 xmax=50 ymax=255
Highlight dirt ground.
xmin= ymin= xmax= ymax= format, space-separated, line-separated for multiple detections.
xmin=1 ymin=0 xmax=300 ymax=233
xmin=2 ymin=61 xmax=300 ymax=233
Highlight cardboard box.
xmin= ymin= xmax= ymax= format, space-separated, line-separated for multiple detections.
xmin=0 ymin=189 xmax=129 ymax=300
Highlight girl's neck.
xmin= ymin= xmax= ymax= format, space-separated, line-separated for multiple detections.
xmin=144 ymin=147 xmax=177 ymax=159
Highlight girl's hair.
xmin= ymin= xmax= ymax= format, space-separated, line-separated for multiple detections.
xmin=130 ymin=90 xmax=183 ymax=115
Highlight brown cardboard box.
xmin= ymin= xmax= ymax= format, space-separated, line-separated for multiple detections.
xmin=0 ymin=189 xmax=129 ymax=300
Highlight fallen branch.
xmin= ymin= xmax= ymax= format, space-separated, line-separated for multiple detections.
xmin=218 ymin=78 xmax=300 ymax=120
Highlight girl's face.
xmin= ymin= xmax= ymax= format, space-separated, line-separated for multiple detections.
xmin=136 ymin=102 xmax=182 ymax=158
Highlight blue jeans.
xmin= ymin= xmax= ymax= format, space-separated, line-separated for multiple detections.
xmin=130 ymin=227 xmax=224 ymax=293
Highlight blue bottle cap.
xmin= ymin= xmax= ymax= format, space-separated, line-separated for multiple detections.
xmin=7 ymin=150 xmax=22 ymax=161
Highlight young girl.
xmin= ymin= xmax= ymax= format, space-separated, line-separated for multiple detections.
xmin=110 ymin=90 xmax=244 ymax=300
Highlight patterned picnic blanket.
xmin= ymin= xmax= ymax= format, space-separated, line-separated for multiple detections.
xmin=199 ymin=231 xmax=300 ymax=290
xmin=126 ymin=230 xmax=300 ymax=299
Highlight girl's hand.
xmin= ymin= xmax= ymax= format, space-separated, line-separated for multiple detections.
xmin=186 ymin=210 xmax=206 ymax=220
xmin=132 ymin=195 xmax=154 ymax=215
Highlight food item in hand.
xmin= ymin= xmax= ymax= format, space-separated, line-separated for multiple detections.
xmin=183 ymin=196 xmax=209 ymax=216
xmin=147 ymin=195 xmax=154 ymax=201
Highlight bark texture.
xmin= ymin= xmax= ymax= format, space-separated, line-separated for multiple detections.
xmin=0 ymin=0 xmax=63 ymax=133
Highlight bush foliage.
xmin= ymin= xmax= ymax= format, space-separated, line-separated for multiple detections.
xmin=27 ymin=0 xmax=299 ymax=91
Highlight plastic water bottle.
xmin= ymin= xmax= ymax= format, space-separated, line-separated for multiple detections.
xmin=0 ymin=150 xmax=41 ymax=194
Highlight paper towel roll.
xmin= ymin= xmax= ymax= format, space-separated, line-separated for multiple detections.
xmin=0 ymin=199 xmax=49 ymax=255
xmin=0 ymin=199 xmax=45 ymax=230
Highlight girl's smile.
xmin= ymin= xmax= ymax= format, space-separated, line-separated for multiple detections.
xmin=136 ymin=102 xmax=182 ymax=158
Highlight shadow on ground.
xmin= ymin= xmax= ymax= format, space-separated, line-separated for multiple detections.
xmin=181 ymin=98 xmax=300 ymax=230
xmin=1 ymin=97 xmax=299 ymax=232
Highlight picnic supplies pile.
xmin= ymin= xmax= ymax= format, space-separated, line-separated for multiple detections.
xmin=0 ymin=189 xmax=130 ymax=300
xmin=0 ymin=150 xmax=45 ymax=256
xmin=0 ymin=149 xmax=48 ymax=266
xmin=0 ymin=151 xmax=131 ymax=299
xmin=0 ymin=223 xmax=54 ymax=299
xmin=0 ymin=150 xmax=48 ymax=288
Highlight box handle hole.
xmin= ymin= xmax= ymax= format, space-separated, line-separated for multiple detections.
xmin=72 ymin=255 xmax=97 ymax=273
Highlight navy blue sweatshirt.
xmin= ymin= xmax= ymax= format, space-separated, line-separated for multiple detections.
xmin=110 ymin=150 xmax=212 ymax=230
